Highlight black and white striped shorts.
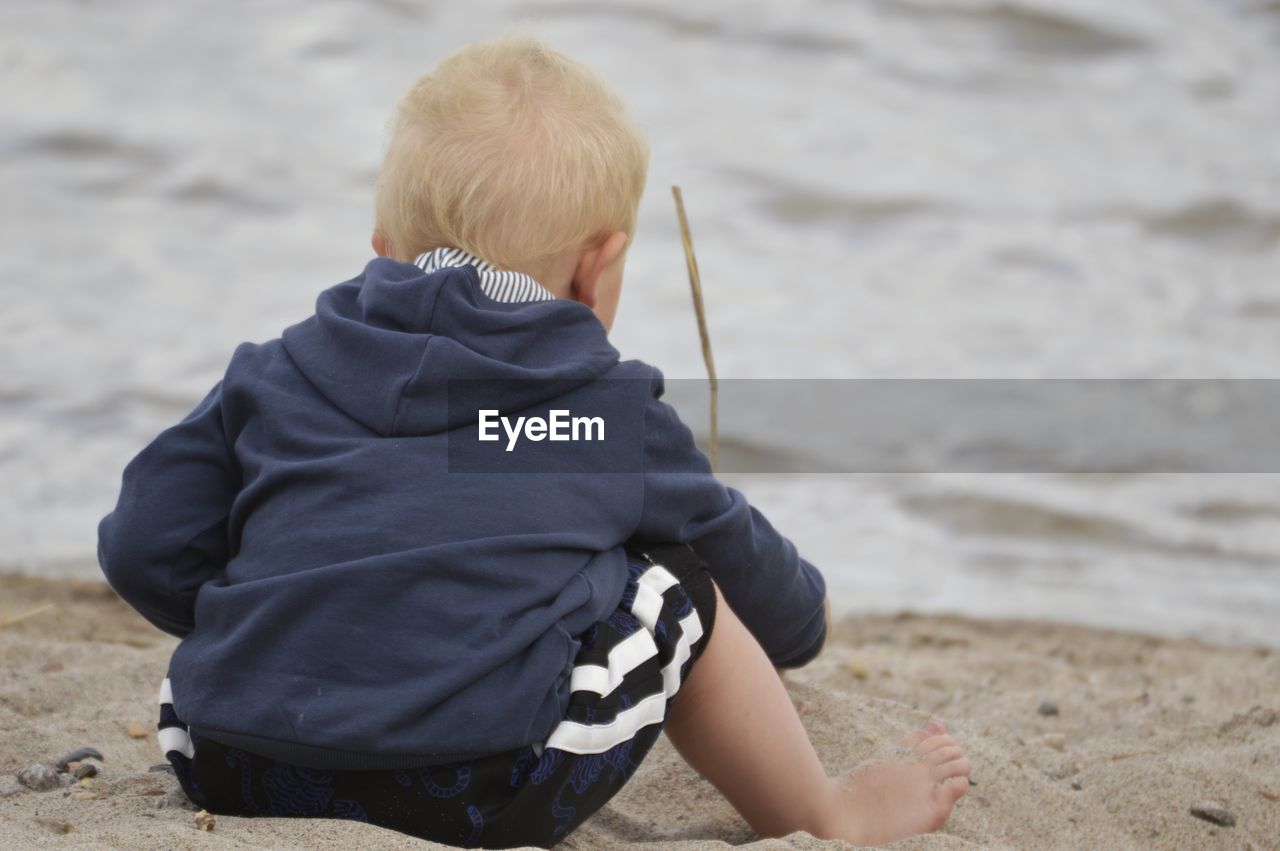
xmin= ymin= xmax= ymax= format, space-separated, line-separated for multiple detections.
xmin=157 ymin=543 xmax=717 ymax=848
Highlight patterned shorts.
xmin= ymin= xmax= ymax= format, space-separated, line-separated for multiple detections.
xmin=157 ymin=543 xmax=716 ymax=849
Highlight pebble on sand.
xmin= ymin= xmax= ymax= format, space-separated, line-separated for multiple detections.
xmin=1189 ymin=801 xmax=1236 ymax=827
xmin=1042 ymin=733 xmax=1067 ymax=752
xmin=16 ymin=763 xmax=60 ymax=792
xmin=126 ymin=721 xmax=150 ymax=739
xmin=71 ymin=762 xmax=98 ymax=780
xmin=1037 ymin=701 xmax=1060 ymax=717
xmin=195 ymin=809 xmax=216 ymax=831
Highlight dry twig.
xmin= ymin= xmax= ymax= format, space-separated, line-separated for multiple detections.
xmin=671 ymin=186 xmax=718 ymax=471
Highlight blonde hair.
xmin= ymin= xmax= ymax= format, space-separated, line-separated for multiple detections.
xmin=374 ymin=35 xmax=650 ymax=276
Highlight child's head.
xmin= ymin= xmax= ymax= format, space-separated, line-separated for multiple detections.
xmin=374 ymin=35 xmax=649 ymax=328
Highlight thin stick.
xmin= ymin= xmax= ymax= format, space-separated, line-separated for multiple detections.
xmin=672 ymin=186 xmax=718 ymax=472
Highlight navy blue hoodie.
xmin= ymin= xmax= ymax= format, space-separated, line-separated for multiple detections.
xmin=97 ymin=249 xmax=828 ymax=769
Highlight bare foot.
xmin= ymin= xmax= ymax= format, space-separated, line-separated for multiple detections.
xmin=818 ymin=720 xmax=970 ymax=847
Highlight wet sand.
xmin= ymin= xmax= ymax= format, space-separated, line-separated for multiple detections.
xmin=1 ymin=574 xmax=1277 ymax=849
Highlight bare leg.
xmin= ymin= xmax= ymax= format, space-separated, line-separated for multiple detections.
xmin=663 ymin=581 xmax=970 ymax=845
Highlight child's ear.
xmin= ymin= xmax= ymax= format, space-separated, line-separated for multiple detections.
xmin=371 ymin=233 xmax=391 ymax=258
xmin=570 ymin=231 xmax=629 ymax=308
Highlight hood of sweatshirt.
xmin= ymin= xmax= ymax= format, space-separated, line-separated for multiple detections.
xmin=280 ymin=252 xmax=621 ymax=437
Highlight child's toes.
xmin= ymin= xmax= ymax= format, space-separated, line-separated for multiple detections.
xmin=933 ymin=755 xmax=971 ymax=782
xmin=927 ymin=745 xmax=964 ymax=766
xmin=915 ymin=733 xmax=955 ymax=755
xmin=903 ymin=720 xmax=948 ymax=747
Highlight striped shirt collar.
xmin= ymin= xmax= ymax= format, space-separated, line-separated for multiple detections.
xmin=412 ymin=246 xmax=557 ymax=304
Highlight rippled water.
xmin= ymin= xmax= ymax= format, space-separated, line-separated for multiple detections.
xmin=3 ymin=0 xmax=1278 ymax=645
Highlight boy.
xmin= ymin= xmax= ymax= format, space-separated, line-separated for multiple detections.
xmin=98 ymin=35 xmax=969 ymax=848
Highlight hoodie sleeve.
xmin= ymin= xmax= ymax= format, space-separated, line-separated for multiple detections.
xmin=632 ymin=376 xmax=828 ymax=668
xmin=97 ymin=382 xmax=239 ymax=638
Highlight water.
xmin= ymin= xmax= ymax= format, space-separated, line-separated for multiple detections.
xmin=3 ymin=0 xmax=1278 ymax=645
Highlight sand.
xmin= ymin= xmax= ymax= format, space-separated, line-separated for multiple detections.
xmin=1 ymin=574 xmax=1277 ymax=850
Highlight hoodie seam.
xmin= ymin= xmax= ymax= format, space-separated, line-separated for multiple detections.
xmin=389 ymin=271 xmax=454 ymax=436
